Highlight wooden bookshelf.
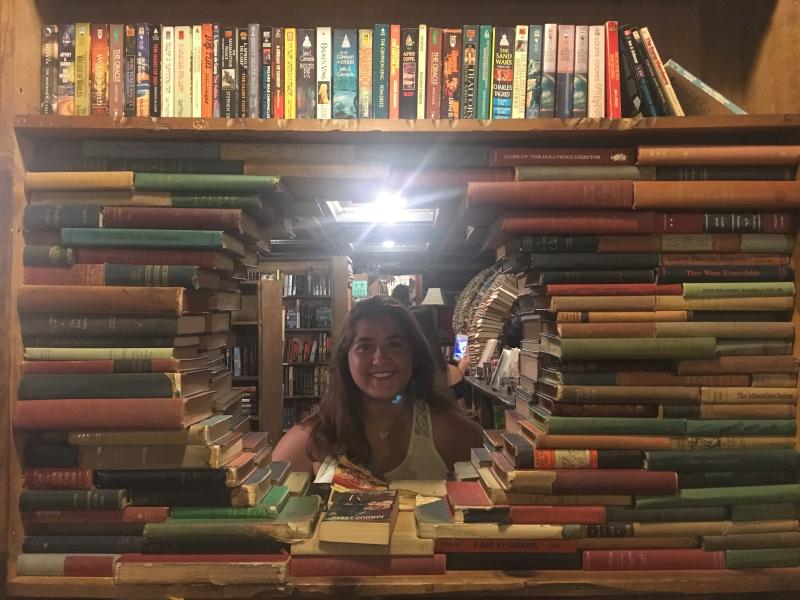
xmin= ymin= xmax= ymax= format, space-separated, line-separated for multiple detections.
xmin=3 ymin=0 xmax=800 ymax=596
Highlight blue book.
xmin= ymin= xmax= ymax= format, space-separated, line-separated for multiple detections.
xmin=333 ymin=29 xmax=358 ymax=119
xmin=135 ymin=23 xmax=151 ymax=117
xmin=372 ymin=24 xmax=389 ymax=118
xmin=665 ymin=59 xmax=747 ymax=115
xmin=554 ymin=24 xmax=574 ymax=118
xmin=525 ymin=25 xmax=543 ymax=118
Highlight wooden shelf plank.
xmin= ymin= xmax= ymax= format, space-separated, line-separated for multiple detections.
xmin=14 ymin=114 xmax=800 ymax=145
xmin=11 ymin=568 xmax=800 ymax=599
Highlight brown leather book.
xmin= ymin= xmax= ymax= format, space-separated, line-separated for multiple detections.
xmin=636 ymin=145 xmax=800 ymax=166
xmin=634 ymin=181 xmax=800 ymax=210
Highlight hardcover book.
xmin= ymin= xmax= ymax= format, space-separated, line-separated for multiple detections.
xmin=319 ymin=490 xmax=399 ymax=545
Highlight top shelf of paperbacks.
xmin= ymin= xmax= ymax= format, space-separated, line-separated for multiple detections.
xmin=14 ymin=114 xmax=800 ymax=146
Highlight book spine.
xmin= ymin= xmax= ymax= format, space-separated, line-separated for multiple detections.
xmin=295 ymin=28 xmax=315 ymax=118
xmin=631 ymin=28 xmax=669 ymax=115
xmin=202 ymin=24 xmax=214 ymax=118
xmin=103 ymin=264 xmax=203 ymax=288
xmin=21 ymin=359 xmax=182 ymax=374
xmin=476 ymin=25 xmax=492 ymax=119
xmin=316 ymin=27 xmax=332 ymax=120
xmin=389 ymin=24 xmax=400 ymax=119
xmin=247 ymin=24 xmax=260 ymax=118
xmin=358 ymin=29 xmax=373 ymax=118
xmin=20 ymin=489 xmax=128 ymax=511
xmin=440 ymin=28 xmax=461 ymax=119
xmin=460 ymin=25 xmax=480 ymax=119
xmin=41 ymin=25 xmax=59 ymax=114
xmin=555 ymin=25 xmax=575 ymax=118
xmin=272 ymin=28 xmax=284 ymax=119
xmin=435 ymin=538 xmax=578 ymax=554
xmin=24 ymin=468 xmax=94 ymax=490
xmin=90 ymin=25 xmax=109 ymax=116
xmin=149 ymin=25 xmax=161 ymax=118
xmin=18 ymin=284 xmax=185 ymax=315
xmin=103 ymin=205 xmax=243 ymax=229
xmin=511 ymin=25 xmax=528 ymax=119
xmin=284 ymin=28 xmax=296 ymax=119
xmin=540 ymin=24 xmax=557 ymax=118
xmin=17 ymin=554 xmax=118 ymax=577
xmin=260 ymin=28 xmax=272 ymax=118
xmin=664 ymin=60 xmax=747 ymax=114
xmin=22 ymin=506 xmax=169 ymax=524
xmin=290 ymin=555 xmax=446 ymax=577
xmin=212 ymin=24 xmax=220 ymax=118
xmin=237 ymin=27 xmax=250 ymax=118
xmin=24 ymin=536 xmax=143 ymax=554
xmin=160 ymin=27 xmax=174 ymax=117
xmin=621 ymin=26 xmax=657 ymax=116
xmin=571 ymin=25 xmax=589 ymax=118
xmin=373 ymin=25 xmax=389 ymax=118
xmin=23 ymin=246 xmax=75 ymax=267
xmin=135 ymin=24 xmax=151 ymax=117
xmin=74 ymin=23 xmax=90 ymax=115
xmin=586 ymin=26 xmax=605 ymax=118
xmin=332 ymin=29 xmax=357 ymax=120
xmin=174 ymin=26 xmax=191 ymax=117
xmin=416 ymin=24 xmax=427 ymax=119
xmin=638 ymin=26 xmax=683 ymax=116
xmin=19 ymin=372 xmax=176 ymax=400
xmin=425 ymin=27 xmax=442 ymax=119
xmin=57 ymin=24 xmax=76 ymax=115
xmin=583 ymin=549 xmax=725 ymax=570
xmin=24 ymin=265 xmax=104 ymax=286
xmin=657 ymin=166 xmax=796 ymax=181
xmin=73 ymin=248 xmax=222 ymax=269
xmin=399 ymin=27 xmax=419 ymax=119
xmin=15 ymin=397 xmax=188 ymax=430
xmin=525 ymin=25 xmax=543 ymax=118
xmin=491 ymin=26 xmax=514 ymax=119
xmin=24 ymin=205 xmax=102 ymax=230
xmin=659 ymin=264 xmax=793 ymax=284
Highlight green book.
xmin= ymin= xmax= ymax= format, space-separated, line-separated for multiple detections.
xmin=605 ymin=506 xmax=728 ymax=524
xmin=740 ymin=234 xmax=795 ymax=254
xmin=169 ymin=193 xmax=264 ymax=212
xmin=22 ymin=245 xmax=75 ymax=267
xmin=476 ymin=25 xmax=493 ymax=119
xmin=134 ymin=173 xmax=280 ymax=193
xmin=529 ymin=405 xmax=685 ymax=436
xmin=18 ymin=373 xmax=180 ymax=400
xmin=554 ymin=337 xmax=717 ymax=361
xmin=171 ymin=486 xmax=290 ymax=520
xmin=683 ymin=281 xmax=796 ymax=298
xmin=516 ymin=165 xmax=647 ymax=181
xmin=685 ymin=419 xmax=796 ymax=437
xmin=145 ymin=495 xmax=321 ymax=541
xmin=103 ymin=265 xmax=215 ymax=289
xmin=730 ymin=503 xmax=799 ymax=522
xmin=725 ymin=548 xmax=800 ymax=569
xmin=635 ymin=484 xmax=800 ymax=510
xmin=60 ymin=228 xmax=244 ymax=256
xmin=645 ymin=449 xmax=799 ymax=472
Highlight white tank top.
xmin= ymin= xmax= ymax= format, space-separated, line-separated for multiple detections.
xmin=384 ymin=399 xmax=450 ymax=481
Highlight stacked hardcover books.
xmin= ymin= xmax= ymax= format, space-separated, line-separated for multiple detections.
xmin=456 ymin=143 xmax=800 ymax=570
xmin=13 ymin=140 xmax=308 ymax=579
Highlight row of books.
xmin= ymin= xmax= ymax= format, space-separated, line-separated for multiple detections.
xmin=281 ymin=270 xmax=331 ymax=297
xmin=283 ymin=365 xmax=329 ymax=398
xmin=40 ymin=21 xmax=738 ymax=120
xmin=284 ymin=334 xmax=332 ymax=364
xmin=229 ymin=340 xmax=259 ymax=377
xmin=285 ymin=305 xmax=333 ymax=329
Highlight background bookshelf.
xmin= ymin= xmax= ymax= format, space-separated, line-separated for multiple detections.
xmin=3 ymin=0 xmax=800 ymax=596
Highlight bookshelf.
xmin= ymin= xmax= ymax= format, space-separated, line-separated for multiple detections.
xmin=3 ymin=0 xmax=800 ymax=596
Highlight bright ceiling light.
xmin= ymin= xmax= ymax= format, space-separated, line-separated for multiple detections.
xmin=381 ymin=240 xmax=396 ymax=248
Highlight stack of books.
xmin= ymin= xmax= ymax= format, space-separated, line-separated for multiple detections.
xmin=14 ymin=141 xmax=298 ymax=578
xmin=457 ymin=143 xmax=800 ymax=570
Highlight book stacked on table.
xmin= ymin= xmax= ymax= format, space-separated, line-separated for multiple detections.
xmin=459 ymin=143 xmax=800 ymax=571
xmin=14 ymin=144 xmax=294 ymax=578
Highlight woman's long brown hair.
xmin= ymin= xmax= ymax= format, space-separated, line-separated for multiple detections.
xmin=303 ymin=295 xmax=456 ymax=467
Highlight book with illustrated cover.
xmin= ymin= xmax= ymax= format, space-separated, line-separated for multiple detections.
xmin=460 ymin=25 xmax=478 ymax=118
xmin=296 ymin=28 xmax=316 ymax=118
xmin=399 ymin=27 xmax=418 ymax=119
xmin=441 ymin=28 xmax=461 ymax=119
xmin=319 ymin=490 xmax=399 ymax=545
xmin=491 ymin=26 xmax=514 ymax=119
xmin=41 ymin=25 xmax=59 ymax=114
xmin=316 ymin=27 xmax=332 ymax=119
xmin=333 ymin=29 xmax=357 ymax=119
xmin=358 ymin=29 xmax=372 ymax=118
xmin=57 ymin=24 xmax=76 ymax=116
xmin=74 ymin=23 xmax=90 ymax=116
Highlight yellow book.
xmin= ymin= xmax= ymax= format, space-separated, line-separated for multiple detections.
xmin=284 ymin=28 xmax=297 ymax=119
xmin=74 ymin=23 xmax=91 ymax=116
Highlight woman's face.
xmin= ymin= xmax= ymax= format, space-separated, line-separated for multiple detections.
xmin=348 ymin=314 xmax=413 ymax=403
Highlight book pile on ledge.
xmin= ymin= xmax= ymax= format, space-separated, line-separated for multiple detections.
xmin=459 ymin=142 xmax=800 ymax=570
xmin=13 ymin=142 xmax=298 ymax=578
xmin=40 ymin=20 xmax=741 ymax=120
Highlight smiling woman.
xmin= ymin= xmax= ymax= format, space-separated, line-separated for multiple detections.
xmin=272 ymin=295 xmax=484 ymax=480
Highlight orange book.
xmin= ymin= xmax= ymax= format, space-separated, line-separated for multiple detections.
xmin=201 ymin=23 xmax=214 ymax=118
xmin=633 ymin=181 xmax=800 ymax=210
xmin=636 ymin=145 xmax=800 ymax=166
xmin=389 ymin=24 xmax=400 ymax=119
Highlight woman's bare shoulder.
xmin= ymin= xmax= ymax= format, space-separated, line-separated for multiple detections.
xmin=431 ymin=407 xmax=484 ymax=468
xmin=272 ymin=423 xmax=315 ymax=473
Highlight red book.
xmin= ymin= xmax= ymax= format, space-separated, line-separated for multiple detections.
xmin=446 ymin=481 xmax=493 ymax=508
xmin=102 ymin=206 xmax=251 ymax=232
xmin=24 ymin=264 xmax=104 ymax=286
xmin=495 ymin=211 xmax=655 ymax=235
xmin=468 ymin=180 xmax=634 ymax=215
xmin=120 ymin=553 xmax=288 ymax=563
xmin=73 ymin=248 xmax=233 ymax=271
xmin=389 ymin=24 xmax=401 ymax=119
xmin=14 ymin=396 xmax=208 ymax=430
xmin=656 ymin=212 xmax=795 ymax=234
xmin=583 ymin=549 xmax=725 ymax=571
xmin=545 ymin=283 xmax=682 ymax=296
xmin=23 ymin=506 xmax=169 ymax=524
xmin=289 ymin=555 xmax=446 ymax=577
xmin=489 ymin=147 xmax=633 ymax=166
xmin=551 ymin=469 xmax=678 ymax=495
xmin=272 ymin=28 xmax=285 ymax=119
xmin=21 ymin=359 xmax=186 ymax=375
xmin=604 ymin=21 xmax=622 ymax=118
xmin=426 ymin=27 xmax=443 ymax=119
xmin=434 ymin=538 xmax=579 ymax=554
xmin=510 ymin=505 xmax=606 ymax=525
xmin=24 ymin=468 xmax=94 ymax=490
xmin=634 ymin=181 xmax=800 ymax=211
